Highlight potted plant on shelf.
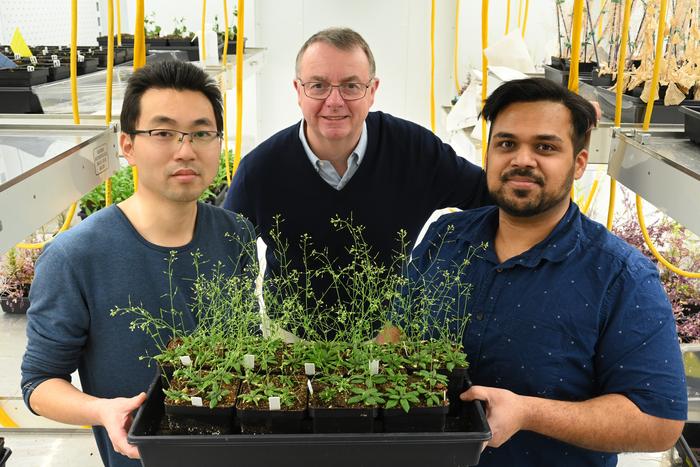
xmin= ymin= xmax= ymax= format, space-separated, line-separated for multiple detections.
xmin=79 ymin=165 xmax=135 ymax=218
xmin=0 ymin=246 xmax=41 ymax=314
xmin=167 ymin=17 xmax=197 ymax=47
xmin=144 ymin=12 xmax=167 ymax=47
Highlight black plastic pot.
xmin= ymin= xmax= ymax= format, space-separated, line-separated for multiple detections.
xmin=77 ymin=58 xmax=99 ymax=75
xmin=590 ymin=67 xmax=613 ymax=87
xmin=147 ymin=38 xmax=169 ymax=47
xmin=238 ymin=407 xmax=306 ymax=434
xmin=164 ymin=402 xmax=236 ymax=435
xmin=439 ymin=367 xmax=471 ymax=416
xmin=596 ymin=86 xmax=698 ymax=124
xmin=1 ymin=296 xmax=30 ymax=313
xmin=679 ymin=105 xmax=700 ymax=144
xmin=543 ymin=64 xmax=593 ymax=88
xmin=0 ymin=67 xmax=49 ymax=86
xmin=308 ymin=406 xmax=377 ymax=433
xmin=382 ymin=405 xmax=450 ymax=433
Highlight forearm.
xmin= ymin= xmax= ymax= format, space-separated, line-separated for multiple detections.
xmin=523 ymin=393 xmax=683 ymax=452
xmin=30 ymin=378 xmax=104 ymax=427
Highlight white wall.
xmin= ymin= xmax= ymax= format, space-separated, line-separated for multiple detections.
xmin=0 ymin=0 xmax=100 ymax=46
xmin=252 ymin=0 xmax=559 ymax=142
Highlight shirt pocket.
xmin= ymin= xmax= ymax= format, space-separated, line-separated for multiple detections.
xmin=488 ymin=315 xmax=569 ymax=398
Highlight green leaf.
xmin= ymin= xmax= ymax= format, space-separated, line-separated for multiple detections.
xmin=400 ymin=398 xmax=410 ymax=413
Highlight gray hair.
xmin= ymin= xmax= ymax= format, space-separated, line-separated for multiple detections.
xmin=295 ymin=27 xmax=376 ymax=78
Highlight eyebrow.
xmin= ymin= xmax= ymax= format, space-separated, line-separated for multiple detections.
xmin=147 ymin=115 xmax=215 ymax=127
xmin=307 ymin=75 xmax=364 ymax=83
xmin=492 ymin=132 xmax=564 ymax=143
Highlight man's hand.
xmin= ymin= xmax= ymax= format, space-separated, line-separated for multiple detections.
xmin=96 ymin=392 xmax=147 ymax=459
xmin=460 ymin=385 xmax=529 ymax=448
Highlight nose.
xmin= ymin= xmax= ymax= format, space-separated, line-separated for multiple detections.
xmin=174 ymin=134 xmax=197 ymax=160
xmin=510 ymin=146 xmax=537 ymax=167
xmin=324 ymin=86 xmax=345 ymax=106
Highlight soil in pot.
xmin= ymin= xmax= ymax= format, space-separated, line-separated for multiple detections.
xmin=308 ymin=378 xmax=378 ymax=433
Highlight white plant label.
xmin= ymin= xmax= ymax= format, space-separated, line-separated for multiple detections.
xmin=53 ymin=59 xmax=61 ymax=67
xmin=190 ymin=396 xmax=203 ymax=407
xmin=304 ymin=363 xmax=316 ymax=376
xmin=268 ymin=396 xmax=281 ymax=411
xmin=443 ymin=389 xmax=447 ymax=402
xmin=29 ymin=56 xmax=37 ymax=65
xmin=307 ymin=379 xmax=314 ymax=396
xmin=27 ymin=65 xmax=35 ymax=72
xmin=77 ymin=54 xmax=84 ymax=63
xmin=369 ymin=359 xmax=380 ymax=375
xmin=179 ymin=355 xmax=192 ymax=367
xmin=51 ymin=54 xmax=58 ymax=61
xmin=42 ymin=47 xmax=48 ymax=55
xmin=243 ymin=354 xmax=255 ymax=369
xmin=14 ymin=53 xmax=21 ymax=60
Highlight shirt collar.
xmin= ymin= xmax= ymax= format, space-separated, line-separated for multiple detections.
xmin=298 ymin=119 xmax=368 ymax=168
xmin=457 ymin=202 xmax=583 ymax=268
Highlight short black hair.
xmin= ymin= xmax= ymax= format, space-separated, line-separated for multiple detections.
xmin=481 ymin=78 xmax=597 ymax=155
xmin=120 ymin=60 xmax=223 ymax=134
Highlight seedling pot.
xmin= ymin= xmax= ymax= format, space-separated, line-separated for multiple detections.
xmin=0 ymin=296 xmax=29 ymax=314
xmin=237 ymin=407 xmax=306 ymax=434
xmin=164 ymin=403 xmax=236 ymax=435
xmin=308 ymin=407 xmax=377 ymax=433
xmin=382 ymin=405 xmax=449 ymax=433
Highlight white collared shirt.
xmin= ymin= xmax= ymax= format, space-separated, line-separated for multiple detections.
xmin=299 ymin=120 xmax=368 ymax=190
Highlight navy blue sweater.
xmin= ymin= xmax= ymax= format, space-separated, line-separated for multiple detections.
xmin=224 ymin=111 xmax=488 ymax=313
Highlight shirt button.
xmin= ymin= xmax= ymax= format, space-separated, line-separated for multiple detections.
xmin=496 ymin=268 xmax=503 ymax=273
xmin=476 ymin=312 xmax=484 ymax=321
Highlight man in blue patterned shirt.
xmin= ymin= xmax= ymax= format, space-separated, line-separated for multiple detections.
xmin=407 ymin=78 xmax=686 ymax=466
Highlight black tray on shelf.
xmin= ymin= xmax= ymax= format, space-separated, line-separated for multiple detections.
xmin=128 ymin=371 xmax=491 ymax=467
xmin=0 ymin=67 xmax=49 ymax=86
xmin=596 ymin=86 xmax=698 ymax=124
xmin=543 ymin=64 xmax=593 ymax=87
xmin=679 ymin=105 xmax=700 ymax=144
xmin=0 ymin=448 xmax=11 ymax=467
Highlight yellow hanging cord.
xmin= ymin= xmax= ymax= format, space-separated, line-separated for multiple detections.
xmin=430 ymin=0 xmax=436 ymax=132
xmin=607 ymin=0 xmax=633 ymax=230
xmin=505 ymin=0 xmax=511 ymax=35
xmin=222 ymin=0 xmax=231 ymax=185
xmin=481 ymin=0 xmax=489 ymax=167
xmin=634 ymin=0 xmax=697 ymax=277
xmin=454 ymin=0 xmax=461 ymax=93
xmin=104 ymin=0 xmax=115 ymax=206
xmin=17 ymin=0 xmax=82 ymax=249
xmin=567 ymin=0 xmax=585 ymax=94
xmin=582 ymin=177 xmax=600 ymax=215
xmin=521 ymin=0 xmax=529 ymax=38
xmin=201 ymin=0 xmax=207 ymax=62
xmin=597 ymin=0 xmax=607 ymax=39
xmin=116 ymin=0 xmax=121 ymax=46
xmin=232 ymin=0 xmax=245 ymax=176
xmin=517 ymin=0 xmax=522 ymax=28
xmin=131 ymin=0 xmax=145 ymax=191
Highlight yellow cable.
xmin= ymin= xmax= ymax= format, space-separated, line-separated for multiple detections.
xmin=582 ymin=177 xmax=600 ymax=215
xmin=116 ymin=0 xmax=121 ymax=46
xmin=521 ymin=0 xmax=529 ymax=38
xmin=105 ymin=0 xmax=114 ymax=206
xmin=430 ymin=0 xmax=436 ymax=132
xmin=454 ymin=0 xmax=461 ymax=93
xmin=232 ymin=0 xmax=245 ymax=176
xmin=636 ymin=195 xmax=700 ymax=277
xmin=481 ymin=0 xmax=489 ymax=167
xmin=517 ymin=0 xmax=522 ymax=28
xmin=201 ymin=0 xmax=207 ymax=63
xmin=633 ymin=0 xmax=697 ymax=277
xmin=222 ymin=0 xmax=231 ymax=185
xmin=16 ymin=201 xmax=78 ymax=250
xmin=568 ymin=0 xmax=585 ymax=94
xmin=131 ymin=0 xmax=145 ymax=191
xmin=607 ymin=0 xmax=632 ymax=230
xmin=505 ymin=0 xmax=511 ymax=35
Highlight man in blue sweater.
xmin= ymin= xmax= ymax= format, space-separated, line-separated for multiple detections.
xmin=405 ymin=78 xmax=686 ymax=465
xmin=21 ymin=61 xmax=255 ymax=467
xmin=223 ymin=28 xmax=489 ymax=320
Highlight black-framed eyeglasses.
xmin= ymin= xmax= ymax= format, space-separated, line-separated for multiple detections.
xmin=128 ymin=129 xmax=222 ymax=148
xmin=297 ymin=79 xmax=373 ymax=101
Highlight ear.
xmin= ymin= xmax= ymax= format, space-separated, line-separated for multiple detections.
xmin=574 ymin=149 xmax=588 ymax=180
xmin=367 ymin=77 xmax=379 ymax=107
xmin=294 ymin=79 xmax=303 ymax=107
xmin=120 ymin=132 xmax=136 ymax=167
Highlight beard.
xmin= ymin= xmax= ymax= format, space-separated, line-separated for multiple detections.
xmin=489 ymin=166 xmax=574 ymax=217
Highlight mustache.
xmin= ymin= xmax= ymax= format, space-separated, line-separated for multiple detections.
xmin=500 ymin=168 xmax=544 ymax=186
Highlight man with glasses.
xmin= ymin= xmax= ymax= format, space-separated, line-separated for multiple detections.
xmin=21 ymin=60 xmax=254 ymax=467
xmin=223 ymin=28 xmax=489 ymax=324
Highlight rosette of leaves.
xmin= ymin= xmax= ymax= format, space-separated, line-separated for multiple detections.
xmin=164 ymin=365 xmax=239 ymax=409
xmin=237 ymin=374 xmax=306 ymax=410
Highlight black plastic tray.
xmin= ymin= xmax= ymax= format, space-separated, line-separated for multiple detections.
xmin=596 ymin=86 xmax=699 ymax=124
xmin=0 ymin=448 xmax=11 ymax=467
xmin=543 ymin=64 xmax=593 ymax=87
xmin=679 ymin=105 xmax=700 ymax=144
xmin=128 ymin=372 xmax=491 ymax=467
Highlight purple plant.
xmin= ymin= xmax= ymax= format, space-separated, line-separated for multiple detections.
xmin=612 ymin=191 xmax=700 ymax=343
xmin=0 ymin=247 xmax=41 ymax=304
